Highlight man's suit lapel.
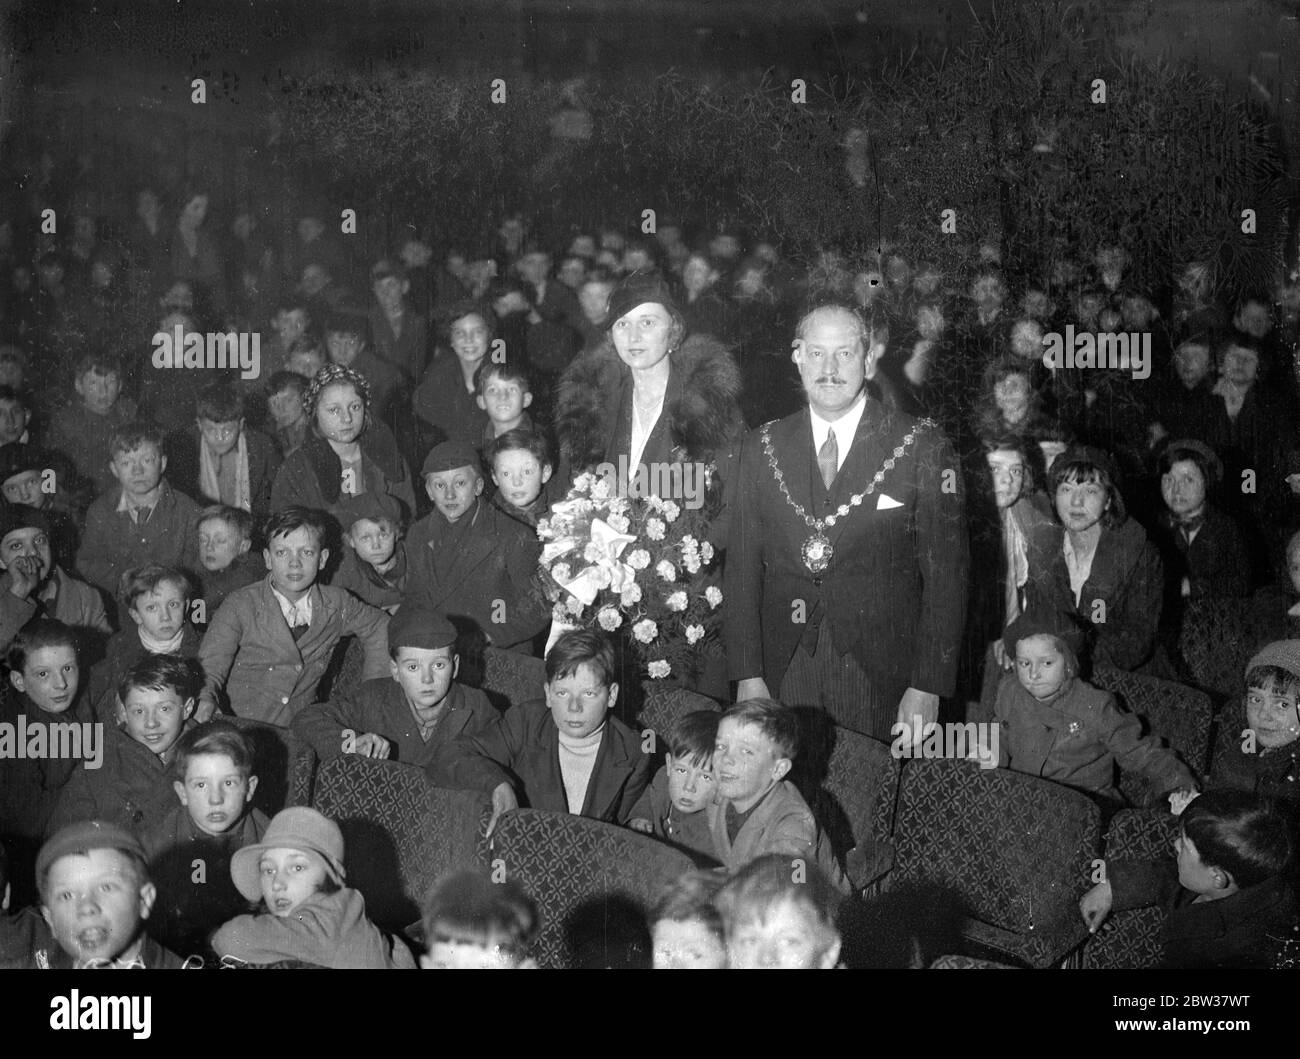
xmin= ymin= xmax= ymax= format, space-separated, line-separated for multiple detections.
xmin=773 ymin=409 xmax=818 ymax=515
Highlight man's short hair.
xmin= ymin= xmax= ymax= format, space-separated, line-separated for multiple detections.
xmin=117 ymin=654 xmax=201 ymax=709
xmin=544 ymin=629 xmax=617 ymax=689
xmin=7 ymin=618 xmax=78 ymax=674
xmin=198 ymin=503 xmax=255 ymax=543
xmin=108 ymin=423 xmax=165 ymax=460
xmin=117 ymin=564 xmax=191 ymax=610
xmin=263 ymin=507 xmax=328 ymax=549
xmin=664 ymin=710 xmax=720 ymax=766
xmin=195 ymin=383 xmax=245 ymax=424
xmin=422 ymin=869 xmax=538 ymax=961
xmin=485 ymin=428 xmax=551 ymax=471
xmin=979 ymin=433 xmax=1043 ymax=495
xmin=720 ymin=698 xmax=799 ymax=761
xmin=172 ymin=721 xmax=255 ymax=781
xmin=794 ymin=301 xmax=888 ymax=353
xmin=267 ymin=370 xmax=308 ymax=400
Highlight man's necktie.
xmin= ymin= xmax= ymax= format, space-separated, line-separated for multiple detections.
xmin=818 ymin=429 xmax=838 ymax=490
xmin=290 ymin=622 xmax=308 ymax=642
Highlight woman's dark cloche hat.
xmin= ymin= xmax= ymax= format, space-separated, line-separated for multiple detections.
xmin=600 ymin=271 xmax=679 ymax=330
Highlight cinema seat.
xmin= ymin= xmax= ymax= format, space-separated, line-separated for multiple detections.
xmin=930 ymin=953 xmax=1016 ymax=968
xmin=636 ymin=686 xmax=720 ymax=740
xmin=310 ymin=754 xmax=491 ymax=933
xmin=811 ymin=726 xmax=899 ymax=892
xmin=1081 ymin=808 xmax=1179 ymax=969
xmin=1090 ymin=666 xmax=1212 ymax=805
xmin=478 ymin=647 xmax=547 ymax=712
xmin=888 ymin=757 xmax=1101 ymax=967
xmin=481 ymin=808 xmax=696 ymax=969
xmin=1176 ymin=597 xmax=1254 ymax=703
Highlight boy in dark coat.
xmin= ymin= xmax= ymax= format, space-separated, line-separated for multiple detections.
xmin=431 ymin=629 xmax=651 ymax=831
xmin=329 ymin=489 xmax=408 ymax=613
xmin=1081 ymin=791 xmax=1298 ymax=968
xmin=292 ymin=605 xmax=498 ymax=768
xmin=48 ymin=655 xmax=201 ymax=839
xmin=405 ymin=440 xmax=548 ymax=650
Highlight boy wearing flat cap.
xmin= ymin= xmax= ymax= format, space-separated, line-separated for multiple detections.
xmin=0 ymin=820 xmax=183 ymax=968
xmin=292 ymin=605 xmax=498 ymax=767
xmin=0 ymin=440 xmax=85 ymax=558
xmin=331 ymin=488 xmax=408 ymax=612
xmin=405 ymin=439 xmax=548 ymax=651
xmin=0 ymin=503 xmax=110 ymax=655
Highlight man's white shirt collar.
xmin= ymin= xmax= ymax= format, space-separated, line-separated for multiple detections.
xmin=809 ymin=390 xmax=867 ymax=473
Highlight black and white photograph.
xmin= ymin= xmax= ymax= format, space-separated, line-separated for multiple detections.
xmin=0 ymin=0 xmax=1298 ymax=1014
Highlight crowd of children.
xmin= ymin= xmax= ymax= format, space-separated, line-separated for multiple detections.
xmin=0 ymin=148 xmax=1299 ymax=967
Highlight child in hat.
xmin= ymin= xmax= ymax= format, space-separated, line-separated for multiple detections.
xmin=212 ymin=806 xmax=415 ymax=968
xmin=331 ymin=489 xmax=408 ymax=612
xmin=977 ymin=607 xmax=1197 ymax=805
xmin=291 ymin=605 xmax=498 ymax=768
xmin=0 ymin=440 xmax=85 ymax=556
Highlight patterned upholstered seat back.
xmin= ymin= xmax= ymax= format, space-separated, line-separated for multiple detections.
xmin=931 ymin=953 xmax=1016 ymax=968
xmin=481 ymin=809 xmax=696 ymax=969
xmin=1090 ymin=666 xmax=1212 ymax=805
xmin=479 ymin=647 xmax=547 ymax=712
xmin=1081 ymin=809 xmax=1179 ymax=969
xmin=890 ymin=758 xmax=1100 ymax=967
xmin=1176 ymin=597 xmax=1253 ymax=702
xmin=288 ymin=742 xmax=318 ymax=807
xmin=311 ymin=755 xmax=490 ymax=932
xmin=811 ymin=727 xmax=900 ymax=889
xmin=637 ymin=687 xmax=720 ymax=742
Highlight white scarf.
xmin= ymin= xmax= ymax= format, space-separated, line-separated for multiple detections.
xmin=200 ymin=433 xmax=252 ymax=512
xmin=138 ymin=624 xmax=184 ymax=655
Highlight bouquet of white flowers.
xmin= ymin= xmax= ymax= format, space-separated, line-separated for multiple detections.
xmin=537 ymin=471 xmax=724 ymax=680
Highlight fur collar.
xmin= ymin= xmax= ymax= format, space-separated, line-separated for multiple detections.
xmin=555 ymin=333 xmax=746 ymax=472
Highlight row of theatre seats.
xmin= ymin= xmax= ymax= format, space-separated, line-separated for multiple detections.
xmin=222 ymin=641 xmax=1243 ymax=969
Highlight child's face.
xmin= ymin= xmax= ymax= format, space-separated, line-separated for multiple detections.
xmin=1174 ymin=831 xmax=1221 ymax=896
xmin=1245 ymin=683 xmax=1300 ymax=749
xmin=42 ymin=849 xmax=155 ymax=966
xmin=491 ymin=450 xmax=550 ymax=510
xmin=1161 ymin=459 xmax=1207 ymax=519
xmin=267 ymin=388 xmax=305 ymax=428
xmin=546 ymin=663 xmax=616 ymax=739
xmin=425 ymin=465 xmax=483 ymax=523
xmin=449 ymin=314 xmax=490 ymax=364
xmin=259 ymin=847 xmax=327 ymax=916
xmin=0 ymin=398 xmax=28 ymax=444
xmin=665 ymin=752 xmax=716 ymax=814
xmin=12 ymin=645 xmax=79 ymax=713
xmin=1 ymin=526 xmax=52 ymax=581
xmin=198 ymin=517 xmax=249 ymax=572
xmin=477 ymin=374 xmax=531 ymax=425
xmin=109 ymin=444 xmax=165 ymax=498
xmin=1054 ymin=476 xmax=1109 ymax=534
xmin=264 ymin=527 xmax=328 ymax=599
xmin=3 ymin=469 xmax=45 ymax=507
xmin=314 ymin=382 xmax=366 ymax=446
xmin=287 ymin=347 xmax=326 ymax=379
xmin=372 ymin=275 xmax=407 ymax=312
xmin=390 ymin=645 xmax=457 ymax=711
xmin=174 ymin=752 xmax=258 ymax=837
xmin=129 ymin=581 xmax=188 ymax=641
xmin=422 ymin=933 xmax=529 ymax=969
xmin=652 ymin=917 xmax=727 ymax=969
xmin=275 ymin=309 xmax=309 ymax=347
xmin=347 ymin=517 xmax=397 ymax=567
xmin=1015 ymin=634 xmax=1069 ymax=700
xmin=714 ymin=719 xmax=790 ymax=811
xmin=118 ymin=686 xmax=194 ymax=758
xmin=198 ymin=417 xmax=243 ymax=457
xmin=727 ymin=899 xmax=840 ymax=970
xmin=1173 ymin=343 xmax=1210 ymax=388
xmin=75 ymin=369 xmax=121 ymax=416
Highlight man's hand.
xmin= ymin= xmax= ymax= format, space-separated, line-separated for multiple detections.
xmin=1079 ymin=880 xmax=1113 ymax=933
xmin=1168 ymin=788 xmax=1201 ymax=816
xmin=736 ymin=677 xmax=771 ymax=702
xmin=990 ymin=639 xmax=1011 ymax=671
xmin=628 ymin=818 xmax=654 ymax=835
xmin=6 ymin=555 xmax=41 ymax=600
xmin=894 ymin=688 xmax=939 ymax=749
xmin=194 ymin=693 xmax=219 ymax=724
xmin=351 ymin=733 xmax=392 ymax=760
xmin=487 ymin=781 xmax=519 ymax=838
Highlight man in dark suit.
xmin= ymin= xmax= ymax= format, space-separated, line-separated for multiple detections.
xmin=726 ymin=302 xmax=968 ymax=742
xmin=405 ymin=440 xmax=548 ymax=650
